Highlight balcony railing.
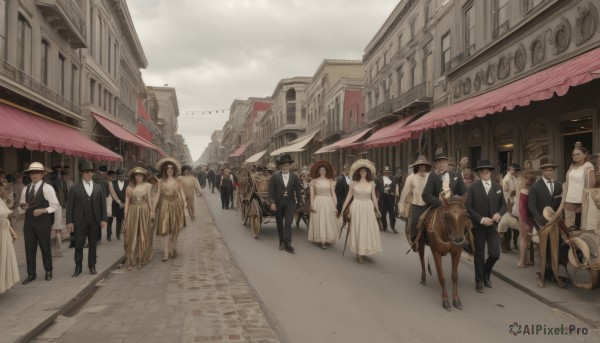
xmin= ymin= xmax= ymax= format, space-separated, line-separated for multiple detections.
xmin=392 ymin=83 xmax=432 ymax=114
xmin=0 ymin=59 xmax=81 ymax=114
xmin=37 ymin=0 xmax=87 ymax=48
xmin=366 ymin=99 xmax=393 ymax=122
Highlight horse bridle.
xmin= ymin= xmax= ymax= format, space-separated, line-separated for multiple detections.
xmin=439 ymin=202 xmax=469 ymax=246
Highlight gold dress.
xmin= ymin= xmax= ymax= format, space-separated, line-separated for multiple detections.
xmin=123 ymin=186 xmax=151 ymax=267
xmin=155 ymin=180 xmax=186 ymax=236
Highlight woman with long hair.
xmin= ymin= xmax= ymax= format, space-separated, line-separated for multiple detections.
xmin=517 ymin=171 xmax=537 ymax=268
xmin=123 ymin=167 xmax=153 ymax=269
xmin=153 ymin=158 xmax=186 ymax=261
xmin=341 ymin=159 xmax=382 ymax=263
xmin=307 ymin=161 xmax=339 ymax=249
xmin=0 ymin=189 xmax=19 ymax=293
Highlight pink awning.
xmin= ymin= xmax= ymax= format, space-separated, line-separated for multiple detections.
xmin=315 ymin=128 xmax=372 ymax=154
xmin=136 ymin=122 xmax=153 ymax=141
xmin=405 ymin=47 xmax=600 ymax=135
xmin=0 ymin=102 xmax=122 ymax=161
xmin=229 ymin=144 xmax=246 ymax=157
xmin=362 ymin=114 xmax=417 ymax=148
xmin=93 ymin=113 xmax=163 ymax=155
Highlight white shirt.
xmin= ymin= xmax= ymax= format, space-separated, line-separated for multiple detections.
xmin=440 ymin=170 xmax=450 ymax=184
xmin=20 ymin=180 xmax=59 ymax=213
xmin=344 ymin=175 xmax=351 ymax=184
xmin=543 ymin=177 xmax=554 ymax=195
xmin=482 ymin=179 xmax=491 ymax=194
xmin=84 ymin=180 xmax=93 ymax=196
xmin=118 ymin=180 xmax=125 ymax=191
xmin=282 ymin=172 xmax=289 ymax=187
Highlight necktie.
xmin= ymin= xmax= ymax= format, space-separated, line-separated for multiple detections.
xmin=29 ymin=184 xmax=36 ymax=200
xmin=547 ymin=180 xmax=554 ymax=194
xmin=484 ymin=181 xmax=490 ymax=194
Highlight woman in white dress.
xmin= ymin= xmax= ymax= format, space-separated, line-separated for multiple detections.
xmin=307 ymin=161 xmax=339 ymax=249
xmin=341 ymin=159 xmax=382 ymax=263
xmin=0 ymin=194 xmax=19 ymax=293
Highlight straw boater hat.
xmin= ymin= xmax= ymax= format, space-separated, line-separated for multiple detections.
xmin=349 ymin=159 xmax=376 ymax=179
xmin=310 ymin=160 xmax=334 ymax=179
xmin=155 ymin=157 xmax=181 ymax=172
xmin=23 ymin=162 xmax=46 ymax=173
xmin=539 ymin=157 xmax=558 ymax=169
xmin=410 ymin=155 xmax=432 ymax=173
xmin=129 ymin=167 xmax=148 ymax=180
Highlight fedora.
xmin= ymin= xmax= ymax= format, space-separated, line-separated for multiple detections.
xmin=474 ymin=160 xmax=495 ymax=171
xmin=433 ymin=152 xmax=449 ymax=161
xmin=277 ymin=154 xmax=294 ymax=165
xmin=508 ymin=163 xmax=522 ymax=171
xmin=80 ymin=161 xmax=95 ymax=172
xmin=115 ymin=168 xmax=126 ymax=177
xmin=539 ymin=157 xmax=558 ymax=169
xmin=23 ymin=162 xmax=46 ymax=173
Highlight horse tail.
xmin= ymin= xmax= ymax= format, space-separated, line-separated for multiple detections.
xmin=427 ymin=258 xmax=432 ymax=275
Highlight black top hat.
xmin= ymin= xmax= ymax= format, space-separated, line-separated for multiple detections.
xmin=115 ymin=168 xmax=126 ymax=177
xmin=539 ymin=157 xmax=558 ymax=169
xmin=80 ymin=161 xmax=95 ymax=172
xmin=508 ymin=163 xmax=522 ymax=171
xmin=277 ymin=154 xmax=294 ymax=165
xmin=98 ymin=165 xmax=108 ymax=172
xmin=107 ymin=170 xmax=116 ymax=175
xmin=474 ymin=160 xmax=495 ymax=171
xmin=433 ymin=152 xmax=449 ymax=161
xmin=382 ymin=166 xmax=391 ymax=172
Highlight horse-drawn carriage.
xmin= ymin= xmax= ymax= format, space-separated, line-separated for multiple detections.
xmin=236 ymin=168 xmax=310 ymax=238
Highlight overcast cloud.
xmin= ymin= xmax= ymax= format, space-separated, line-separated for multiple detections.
xmin=128 ymin=0 xmax=398 ymax=160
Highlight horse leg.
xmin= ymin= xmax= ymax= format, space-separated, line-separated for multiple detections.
xmin=538 ymin=229 xmax=548 ymax=288
xmin=451 ymin=248 xmax=462 ymax=310
xmin=419 ymin=237 xmax=426 ymax=285
xmin=432 ymin=250 xmax=451 ymax=311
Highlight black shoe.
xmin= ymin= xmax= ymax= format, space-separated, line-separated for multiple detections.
xmin=484 ymin=275 xmax=492 ymax=288
xmin=69 ymin=243 xmax=75 ymax=248
xmin=285 ymin=245 xmax=295 ymax=254
xmin=475 ymin=282 xmax=484 ymax=293
xmin=45 ymin=271 xmax=52 ymax=281
xmin=107 ymin=236 xmax=111 ymax=242
xmin=72 ymin=266 xmax=82 ymax=277
xmin=22 ymin=275 xmax=36 ymax=285
xmin=391 ymin=227 xmax=398 ymax=234
xmin=279 ymin=242 xmax=285 ymax=250
xmin=89 ymin=266 xmax=97 ymax=275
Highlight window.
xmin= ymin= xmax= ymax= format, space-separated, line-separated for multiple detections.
xmin=113 ymin=41 xmax=117 ymax=76
xmin=99 ymin=18 xmax=103 ymax=65
xmin=409 ymin=58 xmax=416 ymax=88
xmin=0 ymin=0 xmax=6 ymax=58
xmin=396 ymin=66 xmax=403 ymax=96
xmin=17 ymin=15 xmax=32 ymax=73
xmin=464 ymin=3 xmax=475 ymax=56
xmin=89 ymin=1 xmax=95 ymax=56
xmin=383 ymin=51 xmax=388 ymax=66
xmin=424 ymin=1 xmax=431 ymax=24
xmin=108 ymin=35 xmax=112 ymax=73
xmin=441 ymin=31 xmax=451 ymax=73
xmin=493 ymin=0 xmax=509 ymax=37
xmin=58 ymin=54 xmax=66 ymax=96
xmin=71 ymin=65 xmax=78 ymax=103
xmin=525 ymin=0 xmax=544 ymax=13
xmin=410 ymin=16 xmax=417 ymax=40
xmin=41 ymin=40 xmax=50 ymax=85
xmin=286 ymin=89 xmax=296 ymax=124
xmin=89 ymin=78 xmax=96 ymax=103
xmin=398 ymin=33 xmax=403 ymax=50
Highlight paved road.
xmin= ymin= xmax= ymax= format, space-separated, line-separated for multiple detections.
xmin=203 ymin=191 xmax=599 ymax=343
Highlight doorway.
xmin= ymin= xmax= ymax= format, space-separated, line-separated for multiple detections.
xmin=561 ymin=116 xmax=593 ymax=170
xmin=469 ymin=146 xmax=481 ymax=169
xmin=497 ymin=150 xmax=513 ymax=176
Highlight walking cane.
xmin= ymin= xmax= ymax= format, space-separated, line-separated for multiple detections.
xmin=342 ymin=225 xmax=350 ymax=256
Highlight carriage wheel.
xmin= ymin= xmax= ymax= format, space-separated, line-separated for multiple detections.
xmin=250 ymin=199 xmax=262 ymax=239
xmin=241 ymin=200 xmax=249 ymax=224
xmin=565 ymin=264 xmax=600 ymax=290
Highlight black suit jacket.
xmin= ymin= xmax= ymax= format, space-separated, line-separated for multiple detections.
xmin=422 ymin=171 xmax=467 ymax=207
xmin=528 ymin=178 xmax=563 ymax=227
xmin=375 ymin=175 xmax=398 ymax=200
xmin=66 ymin=181 xmax=108 ymax=228
xmin=466 ymin=179 xmax=507 ymax=229
xmin=268 ymin=171 xmax=303 ymax=205
xmin=111 ymin=179 xmax=129 ymax=213
xmin=335 ymin=175 xmax=350 ymax=213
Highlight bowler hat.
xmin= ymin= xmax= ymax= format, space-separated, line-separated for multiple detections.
xmin=277 ymin=154 xmax=294 ymax=165
xmin=539 ymin=157 xmax=558 ymax=169
xmin=98 ymin=165 xmax=108 ymax=172
xmin=508 ymin=163 xmax=522 ymax=171
xmin=80 ymin=161 xmax=95 ymax=172
xmin=115 ymin=168 xmax=126 ymax=177
xmin=23 ymin=162 xmax=46 ymax=173
xmin=433 ymin=152 xmax=449 ymax=161
xmin=474 ymin=160 xmax=495 ymax=171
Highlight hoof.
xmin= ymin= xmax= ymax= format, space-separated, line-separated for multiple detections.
xmin=453 ymin=299 xmax=463 ymax=310
xmin=538 ymin=282 xmax=545 ymax=288
xmin=442 ymin=300 xmax=451 ymax=311
xmin=420 ymin=278 xmax=426 ymax=286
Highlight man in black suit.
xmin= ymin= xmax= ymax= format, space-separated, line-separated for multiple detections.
xmin=93 ymin=165 xmax=110 ymax=244
xmin=422 ymin=152 xmax=467 ymax=208
xmin=465 ymin=160 xmax=506 ymax=293
xmin=66 ymin=162 xmax=107 ymax=277
xmin=527 ymin=157 xmax=564 ymax=287
xmin=268 ymin=154 xmax=303 ymax=253
xmin=207 ymin=168 xmax=216 ymax=193
xmin=335 ymin=164 xmax=351 ymax=215
xmin=375 ymin=166 xmax=399 ymax=233
xmin=108 ymin=169 xmax=128 ymax=241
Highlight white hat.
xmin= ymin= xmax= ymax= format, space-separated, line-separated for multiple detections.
xmin=23 ymin=162 xmax=46 ymax=173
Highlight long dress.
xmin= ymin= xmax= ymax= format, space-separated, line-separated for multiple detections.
xmin=348 ymin=181 xmax=382 ymax=256
xmin=0 ymin=199 xmax=19 ymax=293
xmin=155 ymin=180 xmax=186 ymax=236
xmin=123 ymin=186 xmax=151 ymax=267
xmin=308 ymin=179 xmax=339 ymax=243
xmin=180 ymin=175 xmax=201 ymax=218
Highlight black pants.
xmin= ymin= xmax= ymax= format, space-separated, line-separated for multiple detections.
xmin=275 ymin=198 xmax=295 ymax=247
xmin=23 ymin=213 xmax=53 ymax=276
xmin=380 ymin=195 xmax=396 ymax=229
xmin=75 ymin=220 xmax=99 ymax=267
xmin=105 ymin=216 xmax=113 ymax=239
xmin=409 ymin=204 xmax=427 ymax=240
xmin=221 ymin=187 xmax=231 ymax=208
xmin=109 ymin=208 xmax=124 ymax=239
xmin=473 ymin=226 xmax=500 ymax=283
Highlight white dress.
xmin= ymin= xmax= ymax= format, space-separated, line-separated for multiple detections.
xmin=348 ymin=181 xmax=382 ymax=256
xmin=308 ymin=179 xmax=339 ymax=243
xmin=0 ymin=199 xmax=19 ymax=293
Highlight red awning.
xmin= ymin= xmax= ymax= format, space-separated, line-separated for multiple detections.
xmin=315 ymin=128 xmax=372 ymax=154
xmin=0 ymin=102 xmax=122 ymax=161
xmin=137 ymin=97 xmax=151 ymax=121
xmin=93 ymin=113 xmax=162 ymax=154
xmin=229 ymin=144 xmax=246 ymax=157
xmin=136 ymin=122 xmax=153 ymax=141
xmin=405 ymin=47 xmax=600 ymax=135
xmin=362 ymin=114 xmax=417 ymax=148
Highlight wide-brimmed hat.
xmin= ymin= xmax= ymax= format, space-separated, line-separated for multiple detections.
xmin=79 ymin=161 xmax=95 ymax=172
xmin=539 ymin=157 xmax=558 ymax=169
xmin=433 ymin=152 xmax=449 ymax=161
xmin=310 ymin=160 xmax=334 ymax=179
xmin=265 ymin=162 xmax=276 ymax=171
xmin=156 ymin=157 xmax=181 ymax=172
xmin=277 ymin=154 xmax=294 ymax=165
xmin=349 ymin=159 xmax=376 ymax=179
xmin=129 ymin=167 xmax=148 ymax=178
xmin=23 ymin=162 xmax=46 ymax=173
xmin=508 ymin=163 xmax=522 ymax=171
xmin=567 ymin=232 xmax=600 ymax=268
xmin=410 ymin=155 xmax=432 ymax=172
xmin=474 ymin=160 xmax=494 ymax=171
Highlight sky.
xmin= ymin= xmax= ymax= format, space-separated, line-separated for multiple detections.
xmin=128 ymin=0 xmax=399 ymax=161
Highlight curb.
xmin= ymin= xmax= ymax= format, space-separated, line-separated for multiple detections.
xmin=16 ymin=254 xmax=125 ymax=343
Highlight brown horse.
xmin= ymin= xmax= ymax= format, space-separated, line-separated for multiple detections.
xmin=418 ymin=194 xmax=472 ymax=311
